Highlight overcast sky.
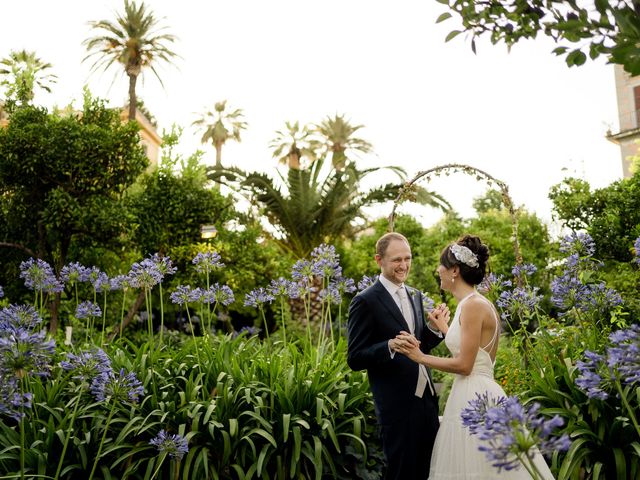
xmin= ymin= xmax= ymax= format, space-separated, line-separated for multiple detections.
xmin=1 ymin=0 xmax=622 ymax=232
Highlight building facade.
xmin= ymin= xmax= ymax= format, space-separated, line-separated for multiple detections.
xmin=607 ymin=65 xmax=640 ymax=177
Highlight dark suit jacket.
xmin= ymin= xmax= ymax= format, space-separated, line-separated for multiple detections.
xmin=347 ymin=279 xmax=443 ymax=424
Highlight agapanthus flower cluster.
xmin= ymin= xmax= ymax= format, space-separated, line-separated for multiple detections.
xmin=0 ymin=375 xmax=32 ymax=421
xmin=60 ymin=348 xmax=112 ymax=383
xmin=634 ymin=237 xmax=640 ymax=265
xmin=559 ymin=231 xmax=596 ymax=258
xmin=75 ymin=301 xmax=102 ymax=320
xmin=319 ymin=284 xmax=342 ymax=305
xmin=150 ymin=429 xmax=189 ymax=460
xmin=91 ymin=271 xmax=111 ymax=294
xmin=551 ymin=232 xmax=622 ymax=316
xmin=357 ymin=274 xmax=379 ymax=292
xmin=291 ymin=259 xmax=314 ymax=284
xmin=461 ymin=393 xmax=570 ymax=472
xmin=575 ymin=324 xmax=640 ymax=400
xmin=128 ymin=258 xmax=165 ymax=289
xmin=170 ymin=285 xmax=202 ymax=305
xmin=110 ymin=274 xmax=132 ymax=291
xmin=200 ymin=284 xmax=234 ymax=306
xmin=90 ymin=367 xmax=144 ymax=403
xmin=478 ymin=273 xmax=512 ymax=296
xmin=512 ymin=263 xmax=537 ymax=278
xmin=192 ymin=251 xmax=224 ymax=274
xmin=19 ymin=258 xmax=63 ymax=293
xmin=422 ymin=293 xmax=435 ymax=313
xmin=496 ymin=286 xmax=542 ymax=324
xmin=60 ymin=262 xmax=91 ymax=285
xmin=267 ymin=278 xmax=297 ymax=298
xmin=310 ymin=244 xmax=342 ymax=280
xmin=0 ymin=304 xmax=41 ymax=331
xmin=244 ymin=288 xmax=275 ymax=307
xmin=233 ymin=326 xmax=261 ymax=338
xmin=150 ymin=253 xmax=178 ymax=277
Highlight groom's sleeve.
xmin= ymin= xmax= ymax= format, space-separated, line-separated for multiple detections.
xmin=347 ymin=294 xmax=393 ymax=371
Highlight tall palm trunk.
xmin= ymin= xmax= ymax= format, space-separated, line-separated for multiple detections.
xmin=127 ymin=73 xmax=137 ymax=120
xmin=214 ymin=142 xmax=223 ymax=190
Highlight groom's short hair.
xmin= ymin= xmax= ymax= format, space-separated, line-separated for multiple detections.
xmin=375 ymin=232 xmax=409 ymax=257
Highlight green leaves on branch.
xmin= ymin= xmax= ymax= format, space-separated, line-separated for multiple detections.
xmin=438 ymin=0 xmax=640 ymax=75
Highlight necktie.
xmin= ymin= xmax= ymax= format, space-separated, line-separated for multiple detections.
xmin=397 ymin=286 xmax=435 ymax=398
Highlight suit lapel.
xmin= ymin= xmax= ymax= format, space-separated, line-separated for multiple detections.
xmin=372 ymin=280 xmax=409 ymax=331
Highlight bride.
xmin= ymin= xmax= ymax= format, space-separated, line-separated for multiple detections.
xmin=393 ymin=235 xmax=554 ymax=479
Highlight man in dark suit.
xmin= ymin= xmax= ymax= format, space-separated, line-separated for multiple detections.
xmin=347 ymin=232 xmax=447 ymax=480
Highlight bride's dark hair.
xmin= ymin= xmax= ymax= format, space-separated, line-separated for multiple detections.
xmin=439 ymin=235 xmax=490 ymax=285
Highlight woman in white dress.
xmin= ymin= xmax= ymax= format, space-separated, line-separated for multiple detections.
xmin=393 ymin=235 xmax=554 ymax=479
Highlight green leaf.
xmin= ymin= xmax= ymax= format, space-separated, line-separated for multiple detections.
xmin=436 ymin=12 xmax=452 ymax=24
xmin=445 ymin=30 xmax=462 ymax=42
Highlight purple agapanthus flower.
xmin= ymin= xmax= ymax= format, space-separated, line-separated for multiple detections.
xmin=511 ymin=263 xmax=537 ymax=278
xmin=560 ymin=232 xmax=596 ymax=257
xmin=333 ymin=276 xmax=356 ymax=295
xmin=19 ymin=258 xmax=62 ymax=293
xmin=128 ymin=259 xmax=164 ymax=289
xmin=233 ymin=326 xmax=261 ymax=338
xmin=60 ymin=262 xmax=91 ymax=285
xmin=199 ymin=284 xmax=234 ymax=306
xmin=319 ymin=284 xmax=342 ymax=305
xmin=0 ymin=376 xmax=33 ymax=420
xmin=291 ymin=259 xmax=314 ymax=283
xmin=0 ymin=304 xmax=42 ymax=332
xmin=267 ymin=278 xmax=296 ymax=298
xmin=60 ymin=348 xmax=112 ymax=383
xmin=634 ymin=237 xmax=640 ymax=264
xmin=0 ymin=328 xmax=56 ymax=379
xmin=150 ymin=429 xmax=189 ymax=460
xmin=244 ymin=288 xmax=275 ymax=308
xmin=150 ymin=253 xmax=178 ymax=277
xmin=478 ymin=273 xmax=512 ymax=295
xmin=496 ymin=286 xmax=541 ymax=322
xmin=75 ymin=301 xmax=102 ymax=320
xmin=91 ymin=271 xmax=111 ymax=294
xmin=461 ymin=393 xmax=570 ymax=472
xmin=90 ymin=368 xmax=144 ymax=403
xmin=310 ymin=244 xmax=342 ymax=279
xmin=422 ymin=293 xmax=435 ymax=313
xmin=357 ymin=274 xmax=379 ymax=292
xmin=170 ymin=285 xmax=201 ymax=305
xmin=192 ymin=251 xmax=224 ymax=274
xmin=606 ymin=324 xmax=640 ymax=386
xmin=110 ymin=274 xmax=132 ymax=291
xmin=575 ymin=351 xmax=608 ymax=400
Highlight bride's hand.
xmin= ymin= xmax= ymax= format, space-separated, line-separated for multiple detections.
xmin=392 ymin=332 xmax=423 ymax=362
xmin=428 ymin=303 xmax=450 ymax=334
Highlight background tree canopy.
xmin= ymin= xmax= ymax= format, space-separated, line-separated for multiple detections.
xmin=439 ymin=0 xmax=640 ymax=74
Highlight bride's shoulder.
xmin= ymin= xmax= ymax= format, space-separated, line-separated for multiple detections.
xmin=461 ymin=295 xmax=494 ymax=315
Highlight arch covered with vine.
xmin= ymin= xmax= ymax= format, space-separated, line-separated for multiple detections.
xmin=388 ymin=163 xmax=523 ymax=266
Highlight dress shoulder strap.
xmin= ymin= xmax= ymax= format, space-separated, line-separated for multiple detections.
xmin=477 ymin=295 xmax=500 ymax=351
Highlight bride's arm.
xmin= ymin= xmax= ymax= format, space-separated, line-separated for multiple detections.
xmin=393 ymin=303 xmax=485 ymax=375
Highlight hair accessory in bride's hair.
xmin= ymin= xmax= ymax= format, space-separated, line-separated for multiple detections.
xmin=450 ymin=244 xmax=479 ymax=268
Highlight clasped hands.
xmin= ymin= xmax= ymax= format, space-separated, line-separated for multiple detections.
xmin=390 ymin=303 xmax=450 ymax=361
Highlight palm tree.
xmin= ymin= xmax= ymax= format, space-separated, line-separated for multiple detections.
xmin=83 ymin=0 xmax=178 ymax=121
xmin=210 ymin=157 xmax=450 ymax=259
xmin=269 ymin=121 xmax=321 ymax=169
xmin=0 ymin=49 xmax=57 ymax=107
xmin=316 ymin=114 xmax=373 ymax=170
xmin=192 ymin=100 xmax=247 ymax=170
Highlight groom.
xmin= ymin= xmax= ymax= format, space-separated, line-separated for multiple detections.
xmin=347 ymin=232 xmax=445 ymax=480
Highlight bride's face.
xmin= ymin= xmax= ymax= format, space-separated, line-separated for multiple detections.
xmin=437 ymin=264 xmax=454 ymax=291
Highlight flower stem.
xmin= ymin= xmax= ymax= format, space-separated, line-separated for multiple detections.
xmin=88 ymin=401 xmax=117 ymax=480
xmin=54 ymin=392 xmax=82 ymax=480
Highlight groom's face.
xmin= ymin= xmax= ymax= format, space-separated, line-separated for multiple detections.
xmin=376 ymin=239 xmax=412 ymax=285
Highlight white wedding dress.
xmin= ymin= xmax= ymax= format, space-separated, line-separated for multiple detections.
xmin=429 ymin=292 xmax=555 ymax=479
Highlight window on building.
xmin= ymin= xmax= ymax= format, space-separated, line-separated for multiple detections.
xmin=634 ymin=86 xmax=640 ymax=127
